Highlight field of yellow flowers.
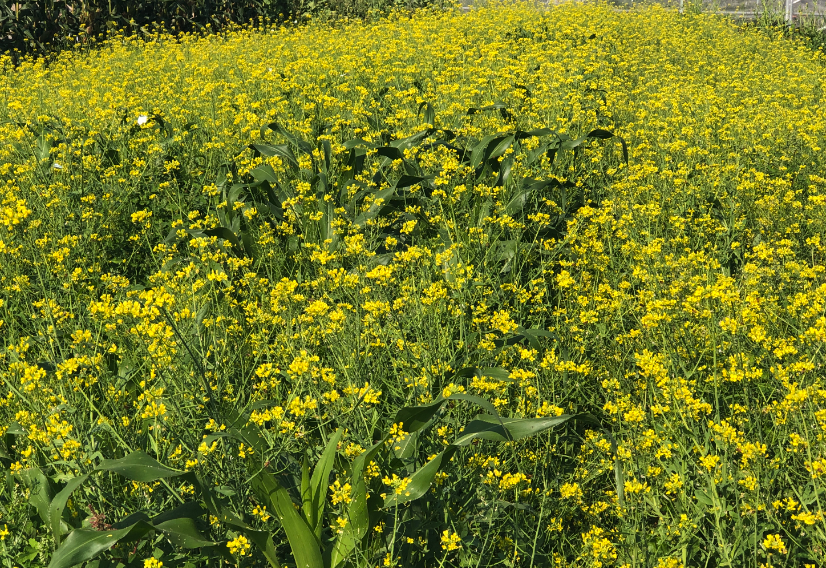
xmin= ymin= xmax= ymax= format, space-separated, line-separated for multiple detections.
xmin=1 ymin=2 xmax=826 ymax=566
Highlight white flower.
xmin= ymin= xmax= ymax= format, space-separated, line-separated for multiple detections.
xmin=52 ymin=162 xmax=63 ymax=169
xmin=137 ymin=115 xmax=148 ymax=126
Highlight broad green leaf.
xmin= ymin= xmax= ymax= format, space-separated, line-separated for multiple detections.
xmin=466 ymin=102 xmax=509 ymax=116
xmin=487 ymin=135 xmax=515 ymax=162
xmin=354 ymin=185 xmax=395 ymax=227
xmin=393 ymin=399 xmax=445 ymax=433
xmin=194 ymin=475 xmax=282 ymax=567
xmin=497 ymin=156 xmax=514 ymax=187
xmin=48 ymin=523 xmax=153 ymax=568
xmin=49 ymin=473 xmax=89 ymax=544
xmin=452 ymin=417 xmax=511 ymax=446
xmin=301 ymin=453 xmax=312 ymax=530
xmin=241 ymin=231 xmax=258 ymax=261
xmin=418 ymin=101 xmax=435 ymax=126
xmin=391 ymin=430 xmax=420 ymax=460
xmin=382 ymin=447 xmax=457 ymax=508
xmin=351 ymin=437 xmax=389 ymax=482
xmin=343 ymin=138 xmax=374 ymax=150
xmin=324 ymin=475 xmax=370 ymax=568
xmin=453 ymin=414 xmax=578 ymax=446
xmin=18 ymin=468 xmax=54 ymax=525
xmin=309 ymin=429 xmax=343 ymax=537
xmin=150 ymin=500 xmax=206 ymax=525
xmin=470 ymin=134 xmax=502 ymax=170
xmin=35 ymin=134 xmax=51 ymax=162
xmin=249 ymin=143 xmax=299 ymax=171
xmin=395 ymin=174 xmax=433 ymax=189
xmin=447 ymin=393 xmax=506 ymax=427
xmin=505 ymin=187 xmax=531 ymax=216
xmin=390 ymin=130 xmax=430 ymax=151
xmin=223 ymin=409 xmax=270 ymax=454
xmin=516 ymin=128 xmax=556 ymax=138
xmin=253 ymin=469 xmax=322 ymax=568
xmin=321 ymin=140 xmax=332 ymax=173
xmin=455 ymin=367 xmax=512 ymax=382
xmin=262 ymin=122 xmax=313 ymax=154
xmin=251 ymin=164 xmax=278 ymax=184
xmin=517 ymin=327 xmax=557 ymax=350
xmin=203 ymin=227 xmax=242 ymax=251
xmin=154 ymin=518 xmax=214 ymax=548
xmin=376 ymin=146 xmax=404 ymax=161
xmin=497 ymin=415 xmax=575 ymax=440
xmin=584 ymin=128 xmax=615 ymax=139
xmin=96 ymin=450 xmax=184 ymax=482
xmin=348 ymin=478 xmax=370 ymax=538
xmin=325 ymin=528 xmax=358 ymax=568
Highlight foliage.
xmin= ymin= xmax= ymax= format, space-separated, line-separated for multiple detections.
xmin=1 ymin=2 xmax=826 ymax=567
xmin=0 ymin=0 xmax=442 ymax=62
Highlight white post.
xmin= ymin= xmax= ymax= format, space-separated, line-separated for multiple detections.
xmin=785 ymin=0 xmax=793 ymax=23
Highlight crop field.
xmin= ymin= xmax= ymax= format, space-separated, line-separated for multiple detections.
xmin=1 ymin=2 xmax=826 ymax=567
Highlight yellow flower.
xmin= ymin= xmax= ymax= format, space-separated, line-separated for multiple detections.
xmin=762 ymin=534 xmax=787 ymax=554
xmin=227 ymin=534 xmax=251 ymax=556
xmin=440 ymin=530 xmax=462 ymax=552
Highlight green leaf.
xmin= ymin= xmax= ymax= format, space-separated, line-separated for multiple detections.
xmin=389 ymin=130 xmax=431 ymax=151
xmin=49 ymin=473 xmax=89 ymax=544
xmin=584 ymin=129 xmax=628 ymax=164
xmin=203 ymin=227 xmax=242 ymax=251
xmin=470 ymin=134 xmax=502 ymax=170
xmin=354 ymin=185 xmax=395 ymax=227
xmin=453 ymin=414 xmax=578 ymax=446
xmin=150 ymin=500 xmax=206 ymax=525
xmin=376 ymin=146 xmax=404 ymax=161
xmin=455 ymin=367 xmax=512 ymax=382
xmin=309 ymin=429 xmax=343 ymax=538
xmin=395 ymin=174 xmax=433 ymax=189
xmin=249 ymin=143 xmax=299 ymax=171
xmin=262 ymin=122 xmax=313 ymax=155
xmin=447 ymin=393 xmax=506 ymax=426
xmin=452 ymin=417 xmax=511 ymax=446
xmin=347 ymin=478 xmax=370 ymax=539
xmin=496 ymin=415 xmax=576 ymax=440
xmin=382 ymin=447 xmax=457 ymax=508
xmin=393 ymin=399 xmax=445 ymax=433
xmin=324 ymin=475 xmax=369 ymax=568
xmin=505 ymin=187 xmax=531 ymax=216
xmin=418 ymin=101 xmax=435 ymax=126
xmin=35 ymin=134 xmax=51 ymax=162
xmin=301 ymin=453 xmax=312 ymax=532
xmin=516 ymin=128 xmax=556 ymax=139
xmin=487 ymin=135 xmax=514 ymax=162
xmin=193 ymin=475 xmax=282 ymax=567
xmin=516 ymin=327 xmax=557 ymax=350
xmin=351 ymin=438 xmax=389 ymax=483
xmin=251 ymin=164 xmax=279 ymax=184
xmin=154 ymin=518 xmax=214 ymax=548
xmin=253 ymin=469 xmax=322 ymax=568
xmin=18 ymin=468 xmax=54 ymax=525
xmin=48 ymin=523 xmax=154 ymax=568
xmin=325 ymin=528 xmax=358 ymax=568
xmin=96 ymin=450 xmax=184 ymax=482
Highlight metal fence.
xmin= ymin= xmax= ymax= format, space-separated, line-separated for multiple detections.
xmin=608 ymin=0 xmax=826 ymax=27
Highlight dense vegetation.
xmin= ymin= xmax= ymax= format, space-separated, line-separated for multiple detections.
xmin=0 ymin=0 xmax=436 ymax=59
xmin=1 ymin=2 xmax=826 ymax=567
